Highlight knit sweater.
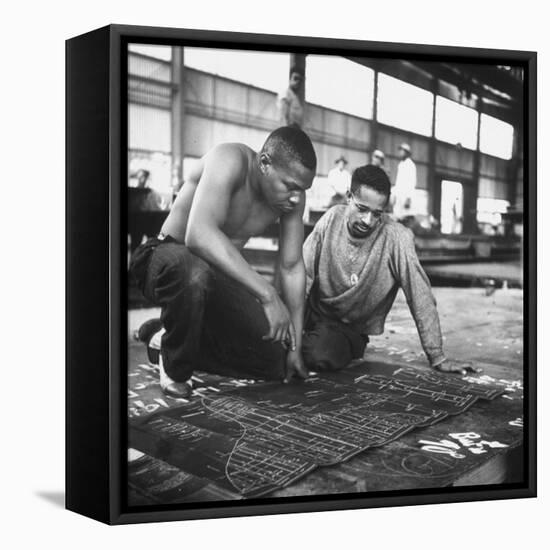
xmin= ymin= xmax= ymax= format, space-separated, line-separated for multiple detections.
xmin=303 ymin=205 xmax=446 ymax=367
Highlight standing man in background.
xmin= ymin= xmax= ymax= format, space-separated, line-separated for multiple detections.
xmin=128 ymin=169 xmax=166 ymax=252
xmin=278 ymin=66 xmax=306 ymax=128
xmin=371 ymin=149 xmax=386 ymax=169
xmin=327 ymin=155 xmax=351 ymax=207
xmin=392 ymin=143 xmax=417 ymax=220
xmin=131 ymin=169 xmax=165 ymax=210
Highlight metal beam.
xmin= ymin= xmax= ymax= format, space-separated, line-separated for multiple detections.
xmin=464 ymin=98 xmax=483 ymax=234
xmin=371 ymin=68 xmax=379 ymax=150
xmin=170 ymin=47 xmax=185 ymax=199
xmin=506 ymin=122 xmax=522 ymax=211
xmin=428 ymin=77 xmax=439 ymax=220
xmin=414 ymin=61 xmax=518 ymax=107
xmin=289 ymin=54 xmax=306 ymax=103
xmin=450 ymin=63 xmax=523 ymax=99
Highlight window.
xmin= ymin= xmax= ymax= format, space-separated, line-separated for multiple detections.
xmin=479 ymin=114 xmax=514 ymax=159
xmin=440 ymin=180 xmax=464 ymax=234
xmin=377 ymin=73 xmax=433 ymax=136
xmin=305 ymin=56 xmax=374 ymax=119
xmin=435 ymin=96 xmax=478 ymax=150
xmin=129 ymin=104 xmax=171 ymax=154
xmin=477 ymin=197 xmax=510 ymax=235
xmin=129 ymin=44 xmax=172 ymax=61
xmin=183 ymin=48 xmax=290 ymax=93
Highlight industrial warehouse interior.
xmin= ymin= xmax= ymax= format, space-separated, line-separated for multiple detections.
xmin=125 ymin=44 xmax=525 ymax=504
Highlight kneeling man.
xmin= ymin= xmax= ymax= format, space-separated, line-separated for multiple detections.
xmin=302 ymin=164 xmax=479 ymax=376
xmin=130 ymin=127 xmax=316 ymax=397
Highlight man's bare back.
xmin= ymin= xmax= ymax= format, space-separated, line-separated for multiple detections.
xmin=161 ymin=143 xmax=280 ymax=250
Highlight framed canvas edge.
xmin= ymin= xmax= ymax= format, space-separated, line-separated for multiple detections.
xmin=111 ymin=485 xmax=535 ymax=525
xmin=108 ymin=23 xmax=537 ymax=60
xmin=93 ymin=24 xmax=537 ymax=525
xmin=525 ymin=51 xmax=537 ymax=497
xmin=66 ymin=25 xmax=113 ymax=525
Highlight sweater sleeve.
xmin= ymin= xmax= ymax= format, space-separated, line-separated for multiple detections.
xmin=390 ymin=228 xmax=446 ymax=366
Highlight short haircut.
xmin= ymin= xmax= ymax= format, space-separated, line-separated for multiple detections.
xmin=289 ymin=66 xmax=305 ymax=77
xmin=351 ymin=165 xmax=391 ymax=201
xmin=261 ymin=126 xmax=317 ymax=172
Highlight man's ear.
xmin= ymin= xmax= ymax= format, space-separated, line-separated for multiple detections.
xmin=259 ymin=153 xmax=272 ymax=174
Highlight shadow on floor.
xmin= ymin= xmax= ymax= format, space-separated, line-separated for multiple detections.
xmin=35 ymin=491 xmax=65 ymax=509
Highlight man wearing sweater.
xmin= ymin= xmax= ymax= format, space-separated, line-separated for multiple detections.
xmin=302 ymin=164 xmax=479 ymax=376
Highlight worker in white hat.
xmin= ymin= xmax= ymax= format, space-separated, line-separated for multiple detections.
xmin=371 ymin=149 xmax=386 ymax=168
xmin=392 ymin=142 xmax=417 ymax=220
xmin=327 ymin=154 xmax=351 ymax=206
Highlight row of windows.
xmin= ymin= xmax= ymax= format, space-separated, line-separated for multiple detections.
xmin=129 ymin=44 xmax=515 ymax=160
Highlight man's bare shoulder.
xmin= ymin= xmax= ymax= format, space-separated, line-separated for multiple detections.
xmin=187 ymin=143 xmax=253 ymax=186
xmin=203 ymin=143 xmax=252 ymax=176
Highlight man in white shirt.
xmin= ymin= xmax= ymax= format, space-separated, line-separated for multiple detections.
xmin=327 ymin=155 xmax=351 ymax=206
xmin=392 ymin=143 xmax=417 ymax=219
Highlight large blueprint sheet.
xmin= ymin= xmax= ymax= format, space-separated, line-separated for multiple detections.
xmin=130 ymin=363 xmax=504 ymax=497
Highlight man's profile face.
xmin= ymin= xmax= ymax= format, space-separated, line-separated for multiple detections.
xmin=398 ymin=147 xmax=408 ymax=161
xmin=346 ymin=185 xmax=388 ymax=238
xmin=336 ymin=160 xmax=346 ymax=171
xmin=289 ymin=72 xmax=303 ymax=92
xmin=260 ymin=155 xmax=314 ymax=214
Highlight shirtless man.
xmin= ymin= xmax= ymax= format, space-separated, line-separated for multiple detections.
xmin=277 ymin=66 xmax=305 ymax=127
xmin=130 ymin=126 xmax=317 ymax=398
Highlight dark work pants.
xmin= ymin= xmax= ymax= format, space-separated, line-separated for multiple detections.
xmin=129 ymin=238 xmax=286 ymax=383
xmin=302 ymin=305 xmax=368 ymax=372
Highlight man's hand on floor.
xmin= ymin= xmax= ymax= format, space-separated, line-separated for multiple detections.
xmin=434 ymin=359 xmax=482 ymax=376
xmin=284 ymin=349 xmax=309 ymax=383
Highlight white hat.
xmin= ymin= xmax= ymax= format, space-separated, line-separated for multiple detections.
xmin=399 ymin=143 xmax=411 ymax=153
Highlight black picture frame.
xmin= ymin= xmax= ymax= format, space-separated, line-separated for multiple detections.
xmin=66 ymin=24 xmax=537 ymax=525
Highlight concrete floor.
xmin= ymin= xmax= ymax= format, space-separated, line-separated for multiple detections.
xmin=367 ymin=286 xmax=523 ymax=369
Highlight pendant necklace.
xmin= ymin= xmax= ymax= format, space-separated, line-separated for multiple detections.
xmin=348 ymin=240 xmax=361 ymax=287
